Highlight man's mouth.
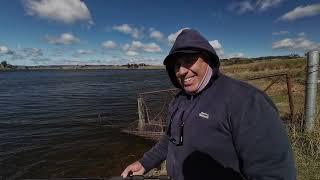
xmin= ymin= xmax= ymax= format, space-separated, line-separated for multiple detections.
xmin=184 ymin=76 xmax=195 ymax=84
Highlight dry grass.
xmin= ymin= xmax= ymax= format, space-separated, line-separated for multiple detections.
xmin=287 ymin=117 xmax=320 ymax=180
xmin=222 ymin=58 xmax=320 ymax=179
xmin=221 ymin=58 xmax=305 ymax=73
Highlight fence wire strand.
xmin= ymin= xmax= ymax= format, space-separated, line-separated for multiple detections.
xmin=121 ymin=59 xmax=320 ymax=139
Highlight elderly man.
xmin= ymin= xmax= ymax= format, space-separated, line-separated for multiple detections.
xmin=121 ymin=29 xmax=296 ymax=180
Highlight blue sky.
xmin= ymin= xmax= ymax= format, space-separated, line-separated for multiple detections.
xmin=0 ymin=0 xmax=319 ymax=66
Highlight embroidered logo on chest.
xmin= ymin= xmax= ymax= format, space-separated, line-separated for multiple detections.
xmin=199 ymin=112 xmax=209 ymax=119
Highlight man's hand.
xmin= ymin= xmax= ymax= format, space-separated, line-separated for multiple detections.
xmin=121 ymin=161 xmax=146 ymax=178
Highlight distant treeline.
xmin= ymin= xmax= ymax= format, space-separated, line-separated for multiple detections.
xmin=0 ymin=61 xmax=154 ymax=70
xmin=221 ymin=54 xmax=302 ymax=66
xmin=0 ymin=61 xmax=16 ymax=69
xmin=126 ymin=63 xmax=148 ymax=69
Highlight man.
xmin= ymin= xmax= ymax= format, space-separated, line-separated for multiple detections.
xmin=121 ymin=29 xmax=296 ymax=180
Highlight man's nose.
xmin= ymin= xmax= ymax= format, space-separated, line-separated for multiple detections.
xmin=178 ymin=65 xmax=188 ymax=76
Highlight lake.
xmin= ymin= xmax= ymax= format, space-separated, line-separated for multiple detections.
xmin=0 ymin=70 xmax=173 ymax=179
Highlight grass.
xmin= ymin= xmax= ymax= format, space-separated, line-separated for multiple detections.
xmin=221 ymin=58 xmax=306 ymax=79
xmin=287 ymin=118 xmax=320 ymax=180
xmin=221 ymin=57 xmax=319 ymax=179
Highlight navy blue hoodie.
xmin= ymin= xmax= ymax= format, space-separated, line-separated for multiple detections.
xmin=139 ymin=29 xmax=296 ymax=180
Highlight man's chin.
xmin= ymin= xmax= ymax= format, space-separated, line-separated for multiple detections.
xmin=183 ymin=86 xmax=197 ymax=94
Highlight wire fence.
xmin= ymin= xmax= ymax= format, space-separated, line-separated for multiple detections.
xmin=121 ymin=89 xmax=177 ymax=140
xmin=115 ymin=53 xmax=320 ymax=140
xmin=120 ymin=70 xmax=318 ymax=140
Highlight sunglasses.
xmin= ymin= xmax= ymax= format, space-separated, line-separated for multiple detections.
xmin=174 ymin=54 xmax=199 ymax=69
xmin=167 ymin=110 xmax=185 ymax=146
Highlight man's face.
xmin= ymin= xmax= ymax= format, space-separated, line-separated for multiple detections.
xmin=174 ymin=54 xmax=209 ymax=94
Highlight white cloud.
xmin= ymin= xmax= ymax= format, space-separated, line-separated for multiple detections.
xmin=22 ymin=48 xmax=43 ymax=57
xmin=272 ymin=30 xmax=289 ymax=35
xmin=143 ymin=43 xmax=161 ymax=53
xmin=76 ymin=49 xmax=92 ymax=54
xmin=126 ymin=51 xmax=139 ymax=56
xmin=228 ymin=53 xmax=245 ymax=58
xmin=209 ymin=40 xmax=224 ymax=57
xmin=113 ymin=24 xmax=132 ymax=33
xmin=229 ymin=1 xmax=254 ymax=14
xmin=168 ymin=28 xmax=189 ymax=44
xmin=0 ymin=46 xmax=14 ymax=54
xmin=73 ymin=49 xmax=92 ymax=57
xmin=122 ymin=41 xmax=161 ymax=54
xmin=272 ymin=36 xmax=320 ymax=51
xmin=208 ymin=40 xmax=245 ymax=59
xmin=298 ymin=32 xmax=306 ymax=36
xmin=256 ymin=0 xmax=284 ymax=11
xmin=5 ymin=47 xmax=47 ymax=64
xmin=122 ymin=44 xmax=130 ymax=51
xmin=46 ymin=33 xmax=80 ymax=45
xmin=23 ymin=0 xmax=93 ymax=24
xmin=209 ymin=40 xmax=222 ymax=49
xmin=279 ymin=3 xmax=320 ymax=21
xmin=168 ymin=28 xmax=228 ymax=58
xmin=102 ymin=41 xmax=117 ymax=49
xmin=29 ymin=57 xmax=51 ymax=64
xmin=150 ymin=30 xmax=164 ymax=41
xmin=131 ymin=41 xmax=143 ymax=50
xmin=0 ymin=46 xmax=9 ymax=53
xmin=113 ymin=24 xmax=143 ymax=39
xmin=272 ymin=38 xmax=296 ymax=49
xmin=229 ymin=0 xmax=284 ymax=14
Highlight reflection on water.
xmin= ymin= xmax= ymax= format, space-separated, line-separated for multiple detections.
xmin=0 ymin=70 xmax=172 ymax=179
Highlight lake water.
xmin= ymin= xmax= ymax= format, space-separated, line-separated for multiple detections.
xmin=0 ymin=70 xmax=173 ymax=179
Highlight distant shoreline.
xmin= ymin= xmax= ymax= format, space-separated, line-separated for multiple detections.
xmin=0 ymin=55 xmax=304 ymax=72
xmin=0 ymin=65 xmax=165 ymax=71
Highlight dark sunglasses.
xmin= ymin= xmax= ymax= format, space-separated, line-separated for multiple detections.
xmin=174 ymin=54 xmax=199 ymax=68
xmin=167 ymin=110 xmax=185 ymax=146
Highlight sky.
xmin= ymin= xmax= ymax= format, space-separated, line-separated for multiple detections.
xmin=0 ymin=0 xmax=319 ymax=66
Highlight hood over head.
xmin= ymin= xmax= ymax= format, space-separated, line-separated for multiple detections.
xmin=163 ymin=29 xmax=220 ymax=88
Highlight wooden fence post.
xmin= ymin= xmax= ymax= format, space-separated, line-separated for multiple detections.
xmin=137 ymin=97 xmax=145 ymax=131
